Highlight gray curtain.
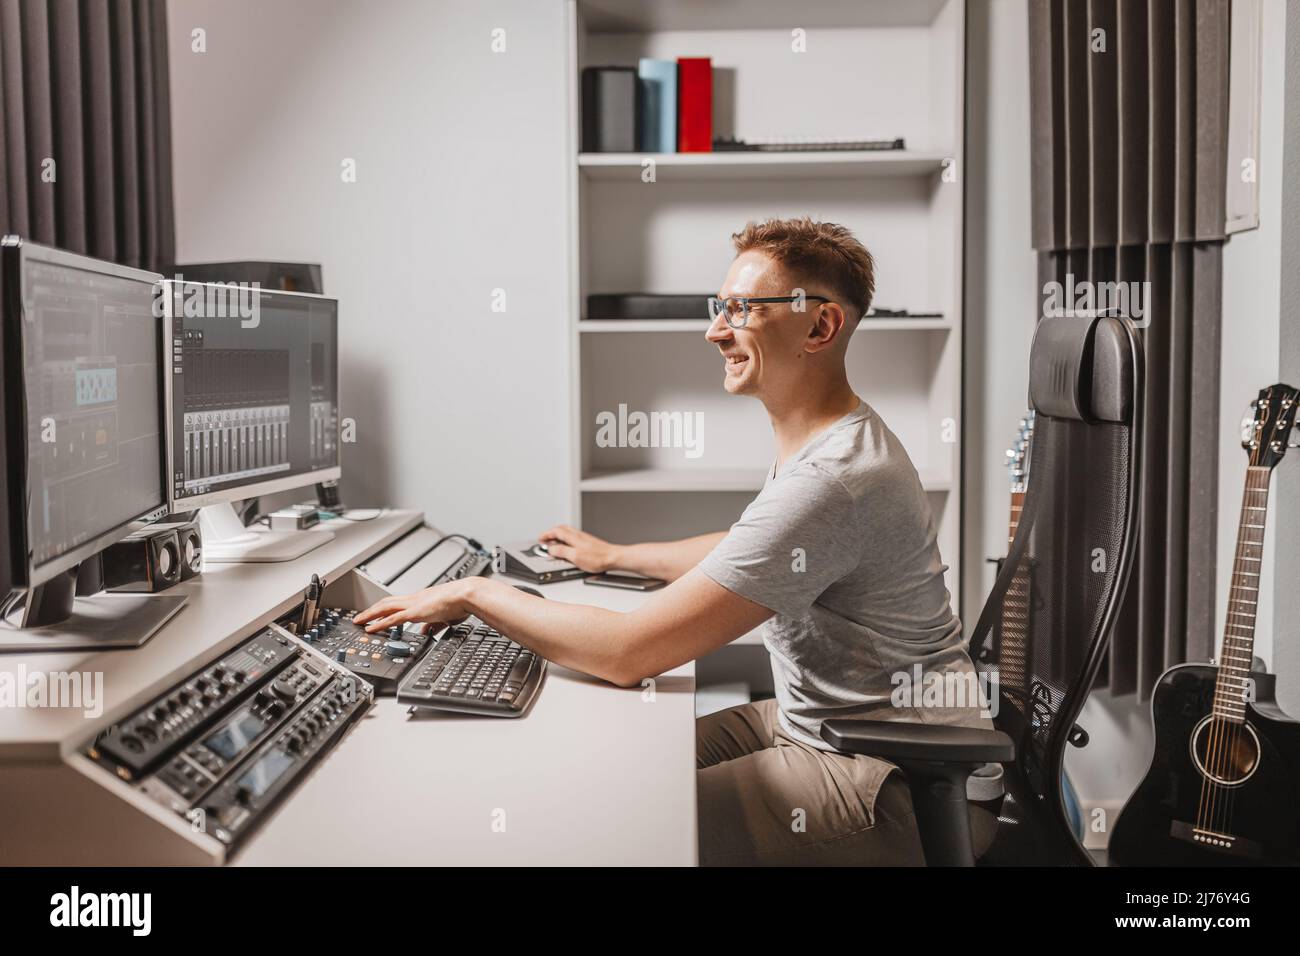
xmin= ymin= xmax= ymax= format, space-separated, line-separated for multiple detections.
xmin=1028 ymin=0 xmax=1230 ymax=699
xmin=0 ymin=0 xmax=174 ymax=271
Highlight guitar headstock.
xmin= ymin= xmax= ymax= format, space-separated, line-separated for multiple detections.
xmin=1240 ymin=383 xmax=1300 ymax=469
xmin=1005 ymin=411 xmax=1036 ymax=493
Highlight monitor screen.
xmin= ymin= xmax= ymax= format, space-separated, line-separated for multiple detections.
xmin=165 ymin=284 xmax=339 ymax=509
xmin=9 ymin=246 xmax=166 ymax=583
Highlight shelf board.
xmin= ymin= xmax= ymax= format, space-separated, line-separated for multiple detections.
xmin=579 ymin=317 xmax=950 ymax=333
xmin=580 ymin=319 xmax=709 ymax=333
xmin=581 ymin=467 xmax=952 ymax=494
xmin=579 ymin=0 xmax=949 ymax=33
xmin=578 ymin=150 xmax=951 ymax=182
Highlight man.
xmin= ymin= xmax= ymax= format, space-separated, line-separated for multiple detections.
xmin=357 ymin=217 xmax=992 ymax=865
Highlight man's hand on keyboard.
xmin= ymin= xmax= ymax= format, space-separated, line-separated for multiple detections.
xmin=356 ymin=580 xmax=475 ymax=634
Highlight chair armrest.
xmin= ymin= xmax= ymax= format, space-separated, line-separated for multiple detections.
xmin=820 ymin=719 xmax=1015 ymax=764
xmin=819 ymin=720 xmax=1015 ymax=866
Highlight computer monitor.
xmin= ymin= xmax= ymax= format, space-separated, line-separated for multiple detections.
xmin=161 ymin=281 xmax=340 ymax=561
xmin=172 ymin=260 xmax=324 ymax=295
xmin=0 ymin=238 xmax=185 ymax=642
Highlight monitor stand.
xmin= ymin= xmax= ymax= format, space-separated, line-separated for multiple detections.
xmin=0 ymin=566 xmax=187 ymax=653
xmin=199 ymin=502 xmax=334 ymax=563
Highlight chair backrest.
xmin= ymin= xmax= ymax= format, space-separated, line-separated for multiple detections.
xmin=968 ymin=315 xmax=1144 ymax=865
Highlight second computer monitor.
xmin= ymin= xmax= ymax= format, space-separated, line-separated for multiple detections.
xmin=163 ymin=282 xmax=339 ymax=511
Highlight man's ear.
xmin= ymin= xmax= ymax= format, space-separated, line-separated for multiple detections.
xmin=803 ymin=302 xmax=848 ymax=353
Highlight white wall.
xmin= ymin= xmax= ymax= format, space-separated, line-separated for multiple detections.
xmin=166 ymin=0 xmax=573 ymax=543
xmin=963 ymin=1 xmax=1036 ymax=629
xmin=1218 ymin=0 xmax=1288 ymax=675
xmin=1276 ymin=0 xmax=1300 ymax=717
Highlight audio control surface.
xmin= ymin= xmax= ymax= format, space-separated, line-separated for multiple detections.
xmin=85 ymin=625 xmax=371 ymax=855
xmin=290 ymin=546 xmax=493 ymax=695
xmin=299 ymin=608 xmax=430 ymax=695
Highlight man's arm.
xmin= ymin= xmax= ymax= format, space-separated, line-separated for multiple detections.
xmin=354 ymin=572 xmax=771 ymax=687
xmin=539 ymin=525 xmax=725 ymax=582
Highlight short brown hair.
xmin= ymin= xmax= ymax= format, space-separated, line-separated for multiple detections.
xmin=731 ymin=217 xmax=876 ymax=320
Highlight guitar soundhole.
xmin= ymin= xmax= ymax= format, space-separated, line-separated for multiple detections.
xmin=1189 ymin=716 xmax=1261 ymax=787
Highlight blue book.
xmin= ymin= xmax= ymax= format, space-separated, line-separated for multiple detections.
xmin=637 ymin=58 xmax=677 ymax=153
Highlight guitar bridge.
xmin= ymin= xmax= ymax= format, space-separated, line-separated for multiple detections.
xmin=1170 ymin=820 xmax=1262 ymax=860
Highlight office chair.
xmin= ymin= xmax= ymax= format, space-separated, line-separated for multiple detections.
xmin=821 ymin=315 xmax=1144 ymax=866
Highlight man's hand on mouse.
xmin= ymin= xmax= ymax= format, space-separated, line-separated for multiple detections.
xmin=536 ymin=525 xmax=619 ymax=573
xmin=355 ymin=580 xmax=475 ymax=634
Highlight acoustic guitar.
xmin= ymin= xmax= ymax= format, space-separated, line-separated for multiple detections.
xmin=1109 ymin=383 xmax=1300 ymax=865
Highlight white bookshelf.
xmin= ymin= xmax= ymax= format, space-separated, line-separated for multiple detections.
xmin=565 ymin=0 xmax=966 ymax=609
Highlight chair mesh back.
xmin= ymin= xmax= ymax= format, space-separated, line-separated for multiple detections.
xmin=970 ymin=414 xmax=1134 ymax=802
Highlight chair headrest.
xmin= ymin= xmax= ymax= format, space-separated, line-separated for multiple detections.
xmin=1028 ymin=316 xmax=1136 ymax=424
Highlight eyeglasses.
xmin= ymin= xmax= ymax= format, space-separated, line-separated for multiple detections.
xmin=707 ymin=294 xmax=833 ymax=329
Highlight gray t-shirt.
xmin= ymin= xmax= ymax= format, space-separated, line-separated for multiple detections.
xmin=699 ymin=401 xmax=990 ymax=764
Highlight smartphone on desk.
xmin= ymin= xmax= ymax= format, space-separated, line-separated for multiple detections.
xmin=583 ymin=572 xmax=667 ymax=592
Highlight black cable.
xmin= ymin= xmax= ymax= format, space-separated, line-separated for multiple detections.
xmin=0 ymin=589 xmax=23 ymax=622
xmin=430 ymin=532 xmax=486 ymax=554
xmin=380 ymin=531 xmax=488 ymax=586
xmin=236 ymin=497 xmax=263 ymax=526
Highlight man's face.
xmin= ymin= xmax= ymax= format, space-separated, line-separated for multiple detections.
xmin=706 ymin=250 xmax=815 ymax=398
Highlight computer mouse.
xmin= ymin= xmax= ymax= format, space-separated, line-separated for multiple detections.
xmin=531 ymin=542 xmax=550 ymax=556
xmin=513 ymin=585 xmax=544 ymax=599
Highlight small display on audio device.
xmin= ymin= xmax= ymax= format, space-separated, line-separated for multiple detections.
xmin=204 ymin=709 xmax=269 ymax=761
xmin=236 ymin=749 xmax=295 ymax=801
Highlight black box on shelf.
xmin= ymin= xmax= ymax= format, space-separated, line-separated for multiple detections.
xmin=587 ymin=293 xmax=712 ymax=320
xmin=581 ymin=67 xmax=638 ymax=152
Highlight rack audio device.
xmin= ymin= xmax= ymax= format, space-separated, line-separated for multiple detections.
xmin=83 ymin=624 xmax=371 ymax=855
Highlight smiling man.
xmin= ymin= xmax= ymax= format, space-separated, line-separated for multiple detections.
xmin=357 ymin=217 xmax=991 ymax=865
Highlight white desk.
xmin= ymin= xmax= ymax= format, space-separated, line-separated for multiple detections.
xmin=0 ymin=513 xmax=698 ymax=866
xmin=237 ymin=577 xmax=697 ymax=866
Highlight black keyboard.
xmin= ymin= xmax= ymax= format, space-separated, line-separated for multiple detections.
xmin=396 ymin=617 xmax=545 ymax=717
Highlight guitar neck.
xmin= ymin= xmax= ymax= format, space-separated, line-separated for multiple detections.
xmin=1214 ymin=466 xmax=1272 ymax=722
xmin=998 ymin=490 xmax=1031 ymax=689
xmin=1007 ymin=490 xmax=1025 ymax=549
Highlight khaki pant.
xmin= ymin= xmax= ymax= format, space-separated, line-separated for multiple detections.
xmin=696 ymin=698 xmax=997 ymax=866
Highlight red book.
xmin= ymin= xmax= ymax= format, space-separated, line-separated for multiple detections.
xmin=677 ymin=57 xmax=712 ymax=152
